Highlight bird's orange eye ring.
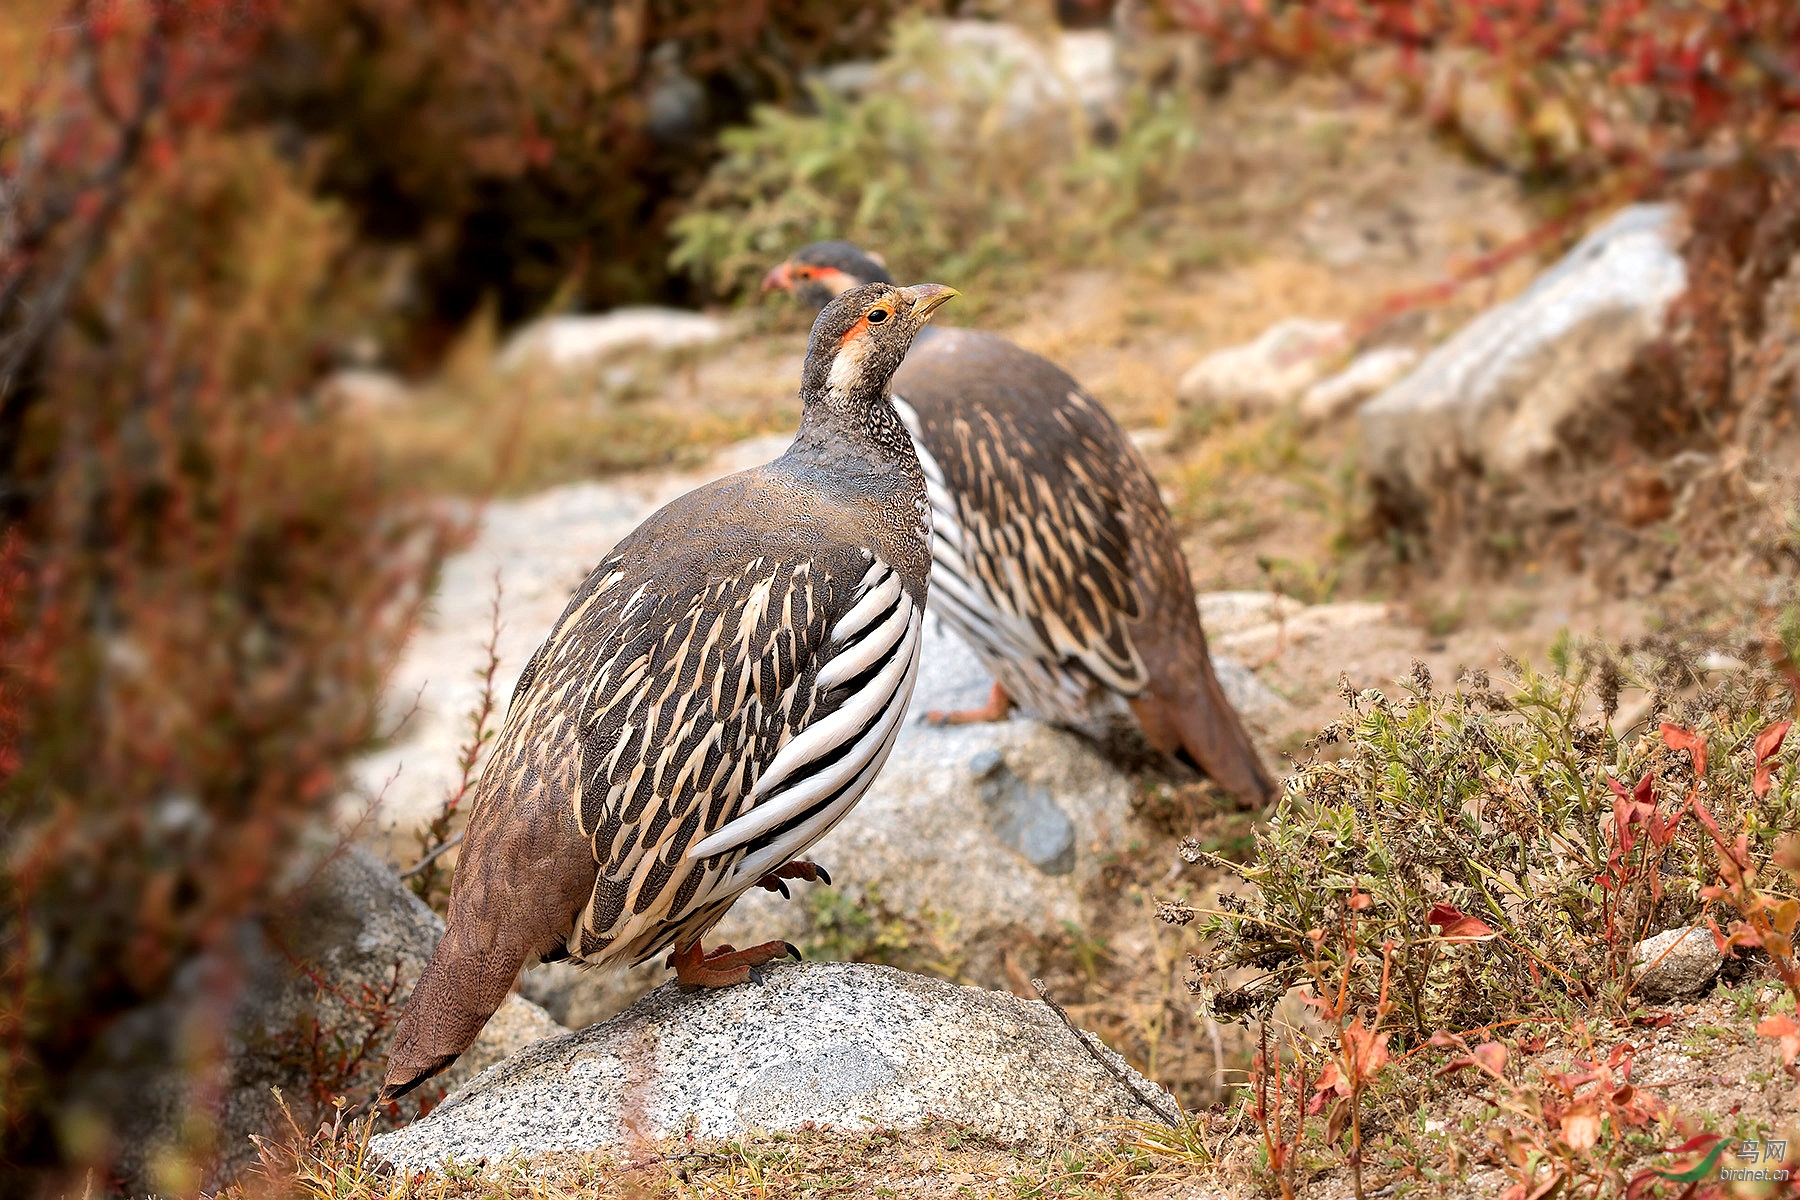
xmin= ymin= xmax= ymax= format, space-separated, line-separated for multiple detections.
xmin=794 ymin=267 xmax=815 ymax=279
xmin=866 ymin=308 xmax=890 ymax=324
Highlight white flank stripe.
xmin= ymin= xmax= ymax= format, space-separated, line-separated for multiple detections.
xmin=814 ymin=593 xmax=908 ymax=691
xmin=743 ymin=596 xmax=914 ymax=799
xmin=831 ymin=569 xmax=900 ymax=644
xmin=686 ymin=607 xmax=919 ymax=860
xmin=891 ymin=395 xmax=925 ymax=440
xmin=725 ymin=642 xmax=921 ymax=886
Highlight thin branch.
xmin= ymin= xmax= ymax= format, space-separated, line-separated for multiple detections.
xmin=1032 ymin=978 xmax=1180 ymax=1128
xmin=399 ymin=829 xmax=463 ymax=880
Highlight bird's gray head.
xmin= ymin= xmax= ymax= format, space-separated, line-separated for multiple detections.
xmin=763 ymin=241 xmax=894 ymax=310
xmin=799 ymin=281 xmax=956 ymax=417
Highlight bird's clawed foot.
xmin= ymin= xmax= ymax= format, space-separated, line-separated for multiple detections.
xmin=754 ymin=859 xmax=832 ymax=900
xmin=670 ymin=938 xmax=802 ymax=990
xmin=926 ymin=681 xmax=1014 ymax=726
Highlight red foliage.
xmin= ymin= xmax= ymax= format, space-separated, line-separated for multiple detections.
xmin=1426 ymin=902 xmax=1497 ymax=943
xmin=1161 ymin=0 xmax=1800 ymax=171
xmin=2 ymin=4 xmax=447 ymax=1189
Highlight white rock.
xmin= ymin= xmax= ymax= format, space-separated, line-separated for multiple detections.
xmin=371 ymin=962 xmax=1173 ymax=1172
xmin=497 ymin=308 xmax=725 ymax=372
xmin=320 ymin=367 xmax=410 ymax=414
xmin=1360 ymin=204 xmax=1686 ymax=518
xmin=1631 ymin=925 xmax=1723 ymax=1001
xmin=1212 ymin=655 xmax=1293 ymax=720
xmin=1055 ymin=29 xmax=1123 ymax=126
xmin=883 ymin=21 xmax=1121 ymax=136
xmin=1177 ymin=318 xmax=1347 ymax=414
xmin=1197 ymin=590 xmax=1309 ymax=637
xmin=1210 ymin=601 xmax=1391 ymax=659
xmin=1299 ymin=345 xmax=1420 ymax=424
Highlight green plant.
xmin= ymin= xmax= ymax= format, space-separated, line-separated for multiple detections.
xmin=670 ymin=16 xmax=1202 ymax=304
xmin=1187 ymin=649 xmax=1797 ymax=1044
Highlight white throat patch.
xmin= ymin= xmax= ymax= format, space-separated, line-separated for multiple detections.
xmin=826 ymin=329 xmax=875 ymax=399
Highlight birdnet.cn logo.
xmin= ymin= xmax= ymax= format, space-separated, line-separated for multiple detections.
xmin=1663 ymin=1144 xmax=1792 ymax=1187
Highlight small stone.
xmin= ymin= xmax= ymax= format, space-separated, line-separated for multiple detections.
xmin=1631 ymin=925 xmax=1723 ymax=1001
xmin=974 ymin=754 xmax=1077 ymax=876
xmin=1299 ymin=344 xmax=1420 ymax=424
xmin=1176 ymin=318 xmax=1346 ymax=414
xmin=1195 ymin=591 xmax=1307 ymax=637
xmin=498 ymin=307 xmax=725 ymax=372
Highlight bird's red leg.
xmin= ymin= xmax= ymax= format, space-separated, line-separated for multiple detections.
xmin=754 ymin=860 xmax=832 ymax=899
xmin=670 ymin=938 xmax=801 ymax=989
xmin=925 ymin=681 xmax=1014 ymax=726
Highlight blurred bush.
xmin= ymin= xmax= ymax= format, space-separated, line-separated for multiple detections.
xmin=0 ymin=6 xmax=448 ymax=1192
xmin=671 ymin=15 xmax=1200 ymax=303
xmin=241 ymin=0 xmax=924 ymax=363
xmin=1156 ymin=0 xmax=1800 ymax=181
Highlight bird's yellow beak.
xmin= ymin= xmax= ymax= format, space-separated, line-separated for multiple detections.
xmin=900 ymin=283 xmax=959 ymax=322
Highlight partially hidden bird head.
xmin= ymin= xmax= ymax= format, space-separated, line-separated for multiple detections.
xmin=763 ymin=241 xmax=893 ymax=309
xmin=799 ymin=281 xmax=956 ymax=413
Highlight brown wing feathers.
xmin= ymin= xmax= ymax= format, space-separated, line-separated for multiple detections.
xmin=893 ymin=329 xmax=1275 ymax=806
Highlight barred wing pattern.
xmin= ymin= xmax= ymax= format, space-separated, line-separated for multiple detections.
xmin=527 ymin=551 xmax=921 ymax=967
xmin=893 ymin=389 xmax=1145 ymax=724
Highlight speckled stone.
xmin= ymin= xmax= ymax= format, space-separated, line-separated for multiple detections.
xmin=1631 ymin=925 xmax=1723 ymax=1001
xmin=372 ymin=961 xmax=1173 ymax=1172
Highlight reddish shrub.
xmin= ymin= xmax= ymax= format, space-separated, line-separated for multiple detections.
xmin=1 ymin=5 xmax=446 ymax=1191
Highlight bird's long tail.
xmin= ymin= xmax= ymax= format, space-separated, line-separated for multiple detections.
xmin=381 ymin=915 xmax=537 ymax=1101
xmin=1130 ymin=653 xmax=1277 ymax=810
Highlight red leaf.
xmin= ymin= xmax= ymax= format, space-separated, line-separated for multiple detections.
xmin=1754 ymin=720 xmax=1791 ymax=798
xmin=1427 ymin=903 xmax=1497 ymax=942
xmin=1661 ymin=722 xmax=1707 ymax=777
xmin=1692 ymin=794 xmax=1726 ymax=845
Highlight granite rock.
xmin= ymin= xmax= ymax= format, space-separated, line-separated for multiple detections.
xmin=372 ymin=961 xmax=1174 ymax=1172
xmin=94 ymin=843 xmax=564 ymax=1193
xmin=1631 ymin=925 xmax=1723 ymax=1001
xmin=1300 ymin=345 xmax=1420 ymax=424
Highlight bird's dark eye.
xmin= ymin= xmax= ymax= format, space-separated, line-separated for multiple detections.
xmin=867 ymin=308 xmax=890 ymax=324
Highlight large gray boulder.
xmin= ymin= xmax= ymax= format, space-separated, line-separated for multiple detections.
xmin=372 ymin=961 xmax=1173 ymax=1172
xmin=1360 ymin=204 xmax=1686 ymax=521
